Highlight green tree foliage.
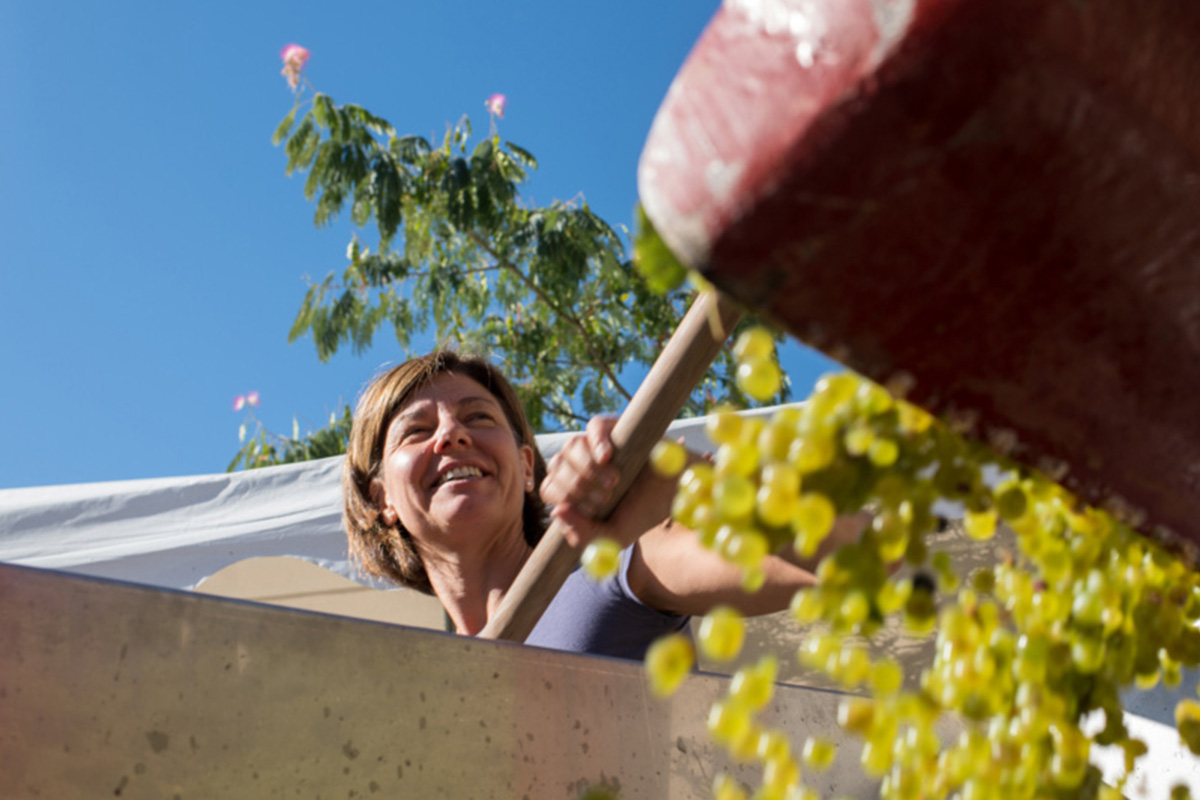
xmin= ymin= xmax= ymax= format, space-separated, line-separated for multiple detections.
xmin=230 ymin=89 xmax=785 ymax=470
xmin=228 ymin=407 xmax=354 ymax=471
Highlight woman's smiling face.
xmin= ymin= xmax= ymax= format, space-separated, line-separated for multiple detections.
xmin=373 ymin=371 xmax=535 ymax=556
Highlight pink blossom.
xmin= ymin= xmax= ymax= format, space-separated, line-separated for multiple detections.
xmin=485 ymin=93 xmax=507 ymax=119
xmin=246 ymin=390 xmax=260 ymax=407
xmin=233 ymin=395 xmax=246 ymax=412
xmin=280 ymin=44 xmax=311 ymax=91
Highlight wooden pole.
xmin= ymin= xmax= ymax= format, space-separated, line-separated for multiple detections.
xmin=479 ymin=290 xmax=742 ymax=642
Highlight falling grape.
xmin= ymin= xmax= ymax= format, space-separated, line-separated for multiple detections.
xmin=790 ymin=434 xmax=836 ymax=474
xmin=650 ymin=438 xmax=688 ymax=478
xmin=708 ymin=699 xmax=753 ymax=746
xmin=580 ymin=537 xmax=621 ymax=581
xmin=756 ymin=728 xmax=791 ymax=762
xmin=792 ymin=492 xmax=835 ymax=556
xmin=712 ymin=772 xmax=748 ymax=800
xmin=869 ymin=657 xmax=903 ymax=696
xmin=644 ymin=632 xmax=694 ymax=698
xmin=964 ymin=508 xmax=998 ymax=541
xmin=733 ymin=327 xmax=775 ymax=362
xmin=1176 ymin=699 xmax=1200 ymax=754
xmin=698 ymin=605 xmax=746 ymax=662
xmin=729 ymin=655 xmax=778 ymax=712
xmin=761 ymin=754 xmax=800 ymax=796
xmin=801 ymin=736 xmax=837 ymax=771
xmin=737 ymin=357 xmax=782 ymax=401
xmin=706 ymin=406 xmax=745 ymax=445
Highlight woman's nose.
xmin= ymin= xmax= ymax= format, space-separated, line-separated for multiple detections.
xmin=433 ymin=416 xmax=470 ymax=451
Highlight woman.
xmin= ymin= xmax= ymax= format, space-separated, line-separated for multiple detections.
xmin=343 ymin=351 xmax=858 ymax=659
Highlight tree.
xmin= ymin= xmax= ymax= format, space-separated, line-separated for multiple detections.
xmin=230 ymin=69 xmax=784 ymax=470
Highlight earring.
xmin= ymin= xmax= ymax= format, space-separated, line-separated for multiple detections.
xmin=526 ymin=478 xmax=535 ymax=491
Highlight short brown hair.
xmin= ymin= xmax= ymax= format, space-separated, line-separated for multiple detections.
xmin=343 ymin=351 xmax=548 ymax=594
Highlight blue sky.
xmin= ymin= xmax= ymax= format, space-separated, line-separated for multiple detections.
xmin=0 ymin=1 xmax=836 ymax=489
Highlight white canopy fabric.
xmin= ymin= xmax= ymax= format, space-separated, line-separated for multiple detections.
xmin=0 ymin=454 xmax=354 ymax=591
xmin=0 ymin=412 xmax=743 ymax=591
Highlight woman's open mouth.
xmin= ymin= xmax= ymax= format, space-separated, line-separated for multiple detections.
xmin=432 ymin=465 xmax=484 ymax=488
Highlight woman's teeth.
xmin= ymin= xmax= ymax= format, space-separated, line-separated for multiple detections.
xmin=435 ymin=466 xmax=483 ymax=486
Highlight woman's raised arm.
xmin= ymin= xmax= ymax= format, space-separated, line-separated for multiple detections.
xmin=540 ymin=417 xmax=868 ymax=617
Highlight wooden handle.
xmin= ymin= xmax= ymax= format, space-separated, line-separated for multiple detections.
xmin=478 ymin=290 xmax=743 ymax=642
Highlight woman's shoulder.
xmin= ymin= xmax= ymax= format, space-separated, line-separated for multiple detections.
xmin=524 ymin=546 xmax=690 ymax=661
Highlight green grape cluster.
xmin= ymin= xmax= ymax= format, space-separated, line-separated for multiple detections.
xmin=643 ymin=343 xmax=1200 ymax=800
xmin=706 ymin=654 xmax=810 ymax=798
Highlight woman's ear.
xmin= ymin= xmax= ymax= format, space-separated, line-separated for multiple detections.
xmin=369 ymin=478 xmax=397 ymax=525
xmin=520 ymin=444 xmax=536 ymax=491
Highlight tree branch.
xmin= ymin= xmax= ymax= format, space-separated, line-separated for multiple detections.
xmin=467 ymin=231 xmax=633 ymax=402
xmin=544 ymin=400 xmax=590 ymax=425
xmin=318 ymin=263 xmax=502 ymax=293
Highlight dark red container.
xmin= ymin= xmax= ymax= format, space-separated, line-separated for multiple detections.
xmin=640 ymin=0 xmax=1200 ymax=547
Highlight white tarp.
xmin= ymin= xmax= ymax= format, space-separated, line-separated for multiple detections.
xmin=0 ymin=412 xmax=741 ymax=591
xmin=0 ymin=455 xmax=354 ymax=591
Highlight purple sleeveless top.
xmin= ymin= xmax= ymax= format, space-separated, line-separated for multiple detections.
xmin=524 ymin=545 xmax=691 ymax=660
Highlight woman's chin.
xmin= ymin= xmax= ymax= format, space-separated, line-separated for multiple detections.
xmin=429 ymin=480 xmax=493 ymax=512
xmin=428 ymin=488 xmax=516 ymax=537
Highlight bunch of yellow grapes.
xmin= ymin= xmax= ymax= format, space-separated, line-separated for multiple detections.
xmin=644 ymin=326 xmax=1200 ymax=800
